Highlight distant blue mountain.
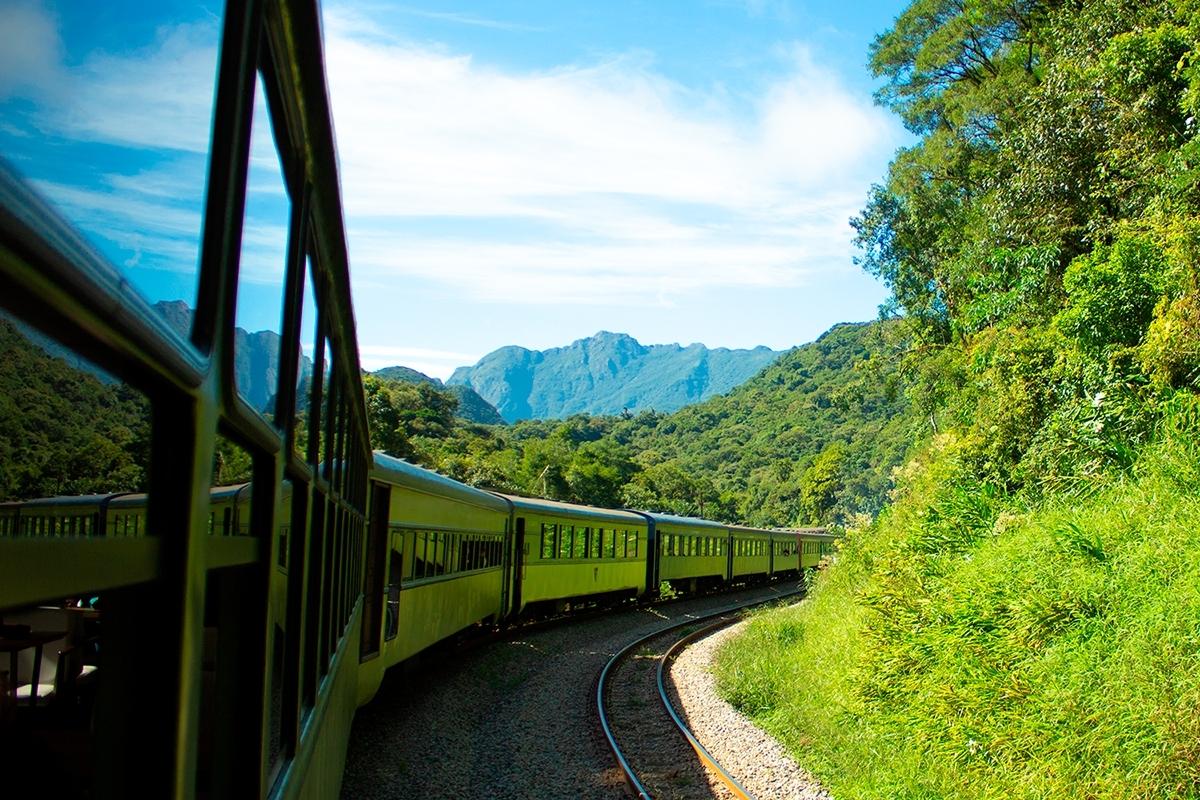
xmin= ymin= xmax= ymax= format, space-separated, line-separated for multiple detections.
xmin=447 ymin=331 xmax=783 ymax=422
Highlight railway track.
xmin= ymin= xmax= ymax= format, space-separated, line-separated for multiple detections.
xmin=597 ymin=591 xmax=802 ymax=799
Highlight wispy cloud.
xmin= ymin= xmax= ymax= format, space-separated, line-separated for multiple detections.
xmin=322 ymin=9 xmax=902 ymax=312
xmin=392 ymin=5 xmax=545 ymax=32
xmin=358 ymin=344 xmax=481 ymax=377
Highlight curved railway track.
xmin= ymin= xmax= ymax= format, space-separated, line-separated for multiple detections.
xmin=597 ymin=591 xmax=802 ymax=799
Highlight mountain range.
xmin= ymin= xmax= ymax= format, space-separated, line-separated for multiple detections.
xmin=146 ymin=304 xmax=782 ymax=425
xmin=447 ymin=331 xmax=782 ymax=422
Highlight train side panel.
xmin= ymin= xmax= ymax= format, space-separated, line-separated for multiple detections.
xmin=655 ymin=521 xmax=729 ymax=588
xmin=730 ymin=526 xmax=772 ymax=579
xmin=507 ymin=497 xmax=648 ymax=612
xmin=357 ymin=454 xmax=509 ymax=704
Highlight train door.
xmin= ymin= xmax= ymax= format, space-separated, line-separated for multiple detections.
xmin=510 ymin=516 xmax=525 ymax=618
xmin=361 ymin=483 xmax=390 ymax=660
xmin=645 ymin=519 xmax=659 ymax=595
xmin=726 ymin=530 xmax=734 ymax=581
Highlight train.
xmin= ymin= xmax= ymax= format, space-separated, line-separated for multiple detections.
xmin=1 ymin=452 xmax=838 ymax=708
xmin=0 ymin=0 xmax=839 ymax=795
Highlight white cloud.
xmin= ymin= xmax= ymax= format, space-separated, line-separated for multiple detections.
xmin=51 ymin=21 xmax=219 ymax=153
xmin=322 ymin=6 xmax=902 ymax=309
xmin=358 ymin=345 xmax=481 ymax=379
xmin=0 ymin=2 xmax=63 ymax=100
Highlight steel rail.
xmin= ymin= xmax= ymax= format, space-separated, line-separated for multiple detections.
xmin=658 ymin=618 xmax=756 ymax=800
xmin=595 ymin=588 xmax=802 ymax=799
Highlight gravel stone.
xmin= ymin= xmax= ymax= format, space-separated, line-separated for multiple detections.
xmin=665 ymin=614 xmax=831 ymax=800
xmin=342 ymin=584 xmax=799 ymax=799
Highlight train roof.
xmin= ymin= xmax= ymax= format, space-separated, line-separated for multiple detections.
xmin=777 ymin=527 xmax=839 ymax=539
xmin=106 ymin=493 xmax=149 ymax=509
xmin=631 ymin=511 xmax=727 ymax=531
xmin=9 ymin=493 xmax=126 ymax=509
xmin=371 ymin=451 xmax=510 ymax=512
xmin=497 ymin=493 xmax=647 ymax=526
xmin=726 ymin=524 xmax=775 ymax=537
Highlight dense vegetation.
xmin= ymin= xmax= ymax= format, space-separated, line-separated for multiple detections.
xmin=715 ymin=1 xmax=1200 ymax=797
xmin=367 ymin=321 xmax=915 ymax=527
xmin=0 ymin=319 xmax=150 ymax=501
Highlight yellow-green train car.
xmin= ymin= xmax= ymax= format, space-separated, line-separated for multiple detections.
xmin=729 ymin=525 xmax=773 ymax=581
xmin=795 ymin=528 xmax=840 ymax=569
xmin=357 ymin=453 xmax=511 ymax=704
xmin=643 ymin=512 xmax=729 ymax=593
xmin=501 ymin=494 xmax=648 ymax=615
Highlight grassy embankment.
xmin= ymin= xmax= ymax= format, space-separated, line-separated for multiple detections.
xmin=715 ymin=399 xmax=1200 ymax=799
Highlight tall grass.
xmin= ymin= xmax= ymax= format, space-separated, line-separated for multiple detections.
xmin=715 ymin=404 xmax=1200 ymax=799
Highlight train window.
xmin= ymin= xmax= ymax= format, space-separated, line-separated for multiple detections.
xmin=557 ymin=525 xmax=571 ymax=559
xmin=293 ymin=256 xmax=318 ymax=458
xmin=0 ymin=316 xmax=153 ymax=538
xmin=412 ymin=530 xmax=424 ymax=579
xmin=0 ymin=4 xmax=221 ymax=350
xmin=0 ymin=319 xmax=160 ymax=788
xmin=571 ymin=527 xmax=585 ymax=559
xmin=596 ymin=528 xmax=605 ymax=558
xmin=541 ymin=523 xmax=556 ymax=559
xmin=234 ymin=73 xmax=290 ymax=420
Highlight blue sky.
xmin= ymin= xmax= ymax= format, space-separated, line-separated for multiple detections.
xmin=0 ymin=0 xmax=909 ymax=380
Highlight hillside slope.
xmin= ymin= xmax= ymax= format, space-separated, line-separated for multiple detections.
xmin=398 ymin=320 xmax=915 ymax=528
xmin=371 ymin=366 xmax=504 ymax=425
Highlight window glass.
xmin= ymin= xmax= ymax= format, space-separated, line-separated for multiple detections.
xmin=0 ymin=311 xmax=155 ymax=790
xmin=234 ymin=73 xmax=289 ymax=418
xmin=292 ymin=256 xmax=317 ymax=457
xmin=0 ymin=3 xmax=223 ymax=349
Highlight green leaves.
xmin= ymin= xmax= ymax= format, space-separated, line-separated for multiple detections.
xmin=1055 ymin=237 xmax=1166 ymax=355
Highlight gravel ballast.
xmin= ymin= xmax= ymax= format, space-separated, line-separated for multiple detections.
xmin=341 ymin=585 xmax=800 ymax=799
xmin=666 ymin=616 xmax=831 ymax=799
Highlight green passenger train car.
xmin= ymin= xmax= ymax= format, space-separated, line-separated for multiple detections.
xmin=729 ymin=525 xmax=774 ymax=580
xmin=644 ymin=512 xmax=730 ymax=593
xmin=357 ymin=454 xmax=510 ymax=704
xmin=501 ymin=495 xmax=648 ymax=614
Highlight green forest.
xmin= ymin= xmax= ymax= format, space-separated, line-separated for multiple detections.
xmin=362 ymin=320 xmax=915 ymax=527
xmin=712 ymin=1 xmax=1200 ymax=798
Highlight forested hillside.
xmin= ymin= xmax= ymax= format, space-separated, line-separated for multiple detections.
xmin=0 ymin=318 xmax=150 ymax=501
xmin=715 ymin=2 xmax=1200 ymax=798
xmin=370 ymin=366 xmax=504 ymax=425
xmin=376 ymin=321 xmax=914 ymax=527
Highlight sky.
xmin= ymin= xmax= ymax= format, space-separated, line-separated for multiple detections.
xmin=0 ymin=0 xmax=910 ymax=381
